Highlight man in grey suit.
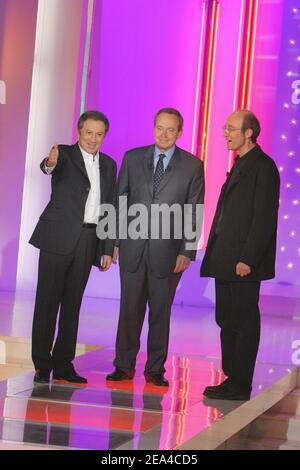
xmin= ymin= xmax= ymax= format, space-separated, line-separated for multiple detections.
xmin=107 ymin=108 xmax=204 ymax=386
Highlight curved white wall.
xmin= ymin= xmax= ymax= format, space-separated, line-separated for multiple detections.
xmin=17 ymin=0 xmax=84 ymax=291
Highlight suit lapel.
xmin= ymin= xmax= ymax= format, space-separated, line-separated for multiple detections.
xmin=225 ymin=165 xmax=242 ymax=193
xmin=73 ymin=143 xmax=89 ymax=180
xmin=143 ymin=145 xmax=155 ymax=198
xmin=206 ymin=147 xmax=262 ymax=248
xmin=224 ymin=148 xmax=261 ymax=197
xmin=99 ymin=153 xmax=107 ymax=201
xmin=155 ymin=146 xmax=180 ymax=195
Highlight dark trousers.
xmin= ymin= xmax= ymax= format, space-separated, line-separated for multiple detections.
xmin=215 ymin=279 xmax=261 ymax=390
xmin=114 ymin=246 xmax=182 ymax=374
xmin=32 ymin=227 xmax=97 ymax=372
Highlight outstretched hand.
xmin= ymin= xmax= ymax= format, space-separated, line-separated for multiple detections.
xmin=47 ymin=144 xmax=59 ymax=167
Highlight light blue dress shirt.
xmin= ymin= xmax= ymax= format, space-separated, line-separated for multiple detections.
xmin=153 ymin=145 xmax=175 ymax=173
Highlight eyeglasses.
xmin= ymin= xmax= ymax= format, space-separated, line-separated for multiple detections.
xmin=223 ymin=126 xmax=243 ymax=134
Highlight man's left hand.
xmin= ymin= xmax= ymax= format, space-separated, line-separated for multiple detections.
xmin=112 ymin=246 xmax=119 ymax=264
xmin=174 ymin=255 xmax=191 ymax=273
xmin=99 ymin=255 xmax=112 ymax=272
xmin=236 ymin=262 xmax=251 ymax=277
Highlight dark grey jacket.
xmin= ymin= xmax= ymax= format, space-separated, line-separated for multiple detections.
xmin=29 ymin=143 xmax=117 ymax=266
xmin=118 ymin=145 xmax=204 ymax=278
xmin=201 ymin=145 xmax=280 ymax=281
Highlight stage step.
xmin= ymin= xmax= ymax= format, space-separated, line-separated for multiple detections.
xmin=0 ymin=336 xmax=99 ymax=380
xmin=269 ymin=388 xmax=300 ymax=415
xmin=222 ymin=388 xmax=300 ymax=449
xmin=224 ymin=436 xmax=300 ymax=450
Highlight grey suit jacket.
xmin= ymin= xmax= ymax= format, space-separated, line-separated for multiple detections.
xmin=118 ymin=145 xmax=204 ymax=278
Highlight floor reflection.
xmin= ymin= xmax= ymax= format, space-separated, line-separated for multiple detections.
xmin=107 ymin=383 xmax=164 ymax=450
xmin=23 ymin=383 xmax=76 ymax=447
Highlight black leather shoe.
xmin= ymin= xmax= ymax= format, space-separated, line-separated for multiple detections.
xmin=34 ymin=369 xmax=51 ymax=384
xmin=145 ymin=374 xmax=169 ymax=387
xmin=203 ymin=384 xmax=251 ymax=401
xmin=204 ymin=378 xmax=231 ymax=395
xmin=106 ymin=368 xmax=134 ymax=381
xmin=53 ymin=370 xmax=87 ymax=384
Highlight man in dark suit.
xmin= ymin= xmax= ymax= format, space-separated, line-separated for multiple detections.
xmin=30 ymin=110 xmax=117 ymax=384
xmin=107 ymin=108 xmax=205 ymax=386
xmin=201 ymin=110 xmax=280 ymax=400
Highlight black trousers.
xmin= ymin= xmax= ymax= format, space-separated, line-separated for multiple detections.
xmin=215 ymin=280 xmax=261 ymax=390
xmin=114 ymin=246 xmax=182 ymax=375
xmin=32 ymin=227 xmax=97 ymax=372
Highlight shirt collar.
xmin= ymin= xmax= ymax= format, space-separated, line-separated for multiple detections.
xmin=79 ymin=144 xmax=99 ymax=165
xmin=154 ymin=145 xmax=175 ymax=159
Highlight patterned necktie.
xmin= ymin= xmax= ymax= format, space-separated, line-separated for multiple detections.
xmin=153 ymin=153 xmax=166 ymax=195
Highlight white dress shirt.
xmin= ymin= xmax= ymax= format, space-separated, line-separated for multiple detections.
xmin=44 ymin=146 xmax=101 ymax=224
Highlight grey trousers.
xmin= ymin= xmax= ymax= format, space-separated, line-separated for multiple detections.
xmin=114 ymin=246 xmax=182 ymax=374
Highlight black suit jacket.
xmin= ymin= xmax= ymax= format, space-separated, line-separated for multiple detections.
xmin=201 ymin=145 xmax=280 ymax=281
xmin=29 ymin=143 xmax=117 ymax=266
xmin=118 ymin=145 xmax=205 ymax=278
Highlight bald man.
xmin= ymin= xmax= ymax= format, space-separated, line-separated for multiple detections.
xmin=201 ymin=110 xmax=280 ymax=400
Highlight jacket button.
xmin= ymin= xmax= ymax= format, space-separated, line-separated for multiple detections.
xmin=86 ymin=187 xmax=90 ymax=191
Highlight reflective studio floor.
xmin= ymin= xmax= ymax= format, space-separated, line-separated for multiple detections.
xmin=0 ymin=290 xmax=299 ymax=450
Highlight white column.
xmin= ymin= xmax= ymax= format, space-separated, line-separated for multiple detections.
xmin=17 ymin=0 xmax=84 ymax=291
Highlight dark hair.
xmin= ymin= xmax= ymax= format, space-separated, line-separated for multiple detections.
xmin=241 ymin=110 xmax=261 ymax=143
xmin=154 ymin=107 xmax=184 ymax=132
xmin=77 ymin=110 xmax=110 ymax=133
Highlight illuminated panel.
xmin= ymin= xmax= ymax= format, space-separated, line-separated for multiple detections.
xmin=196 ymin=0 xmax=220 ymax=166
xmin=228 ymin=0 xmax=246 ymax=171
xmin=200 ymin=0 xmax=246 ymax=247
xmin=238 ymin=0 xmax=259 ymax=109
xmin=191 ymin=1 xmax=208 ymax=155
xmin=246 ymin=0 xmax=259 ymax=108
xmin=249 ymin=0 xmax=284 ymax=153
xmin=228 ymin=0 xmax=259 ymax=171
